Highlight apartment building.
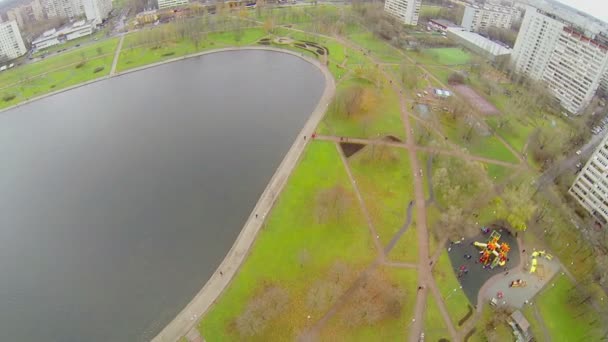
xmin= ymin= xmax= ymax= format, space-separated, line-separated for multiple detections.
xmin=157 ymin=0 xmax=189 ymax=10
xmin=42 ymin=0 xmax=84 ymax=19
xmin=383 ymin=0 xmax=421 ymax=26
xmin=0 ymin=21 xmax=27 ymax=61
xmin=82 ymin=0 xmax=112 ymax=25
xmin=570 ymin=133 xmax=608 ymax=224
xmin=7 ymin=8 xmax=25 ymax=29
xmin=461 ymin=4 xmax=519 ymax=32
xmin=511 ymin=6 xmax=608 ymax=115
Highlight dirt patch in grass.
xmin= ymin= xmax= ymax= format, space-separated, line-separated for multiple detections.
xmin=341 ymin=142 xmax=365 ymax=157
xmin=452 ymin=84 xmax=499 ymax=115
xmin=383 ymin=135 xmax=402 ymax=143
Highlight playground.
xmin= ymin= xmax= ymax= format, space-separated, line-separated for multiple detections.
xmin=446 ymin=225 xmax=520 ymax=305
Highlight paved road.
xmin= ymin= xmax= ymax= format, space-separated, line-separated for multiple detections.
xmin=536 ymin=131 xmax=605 ymax=188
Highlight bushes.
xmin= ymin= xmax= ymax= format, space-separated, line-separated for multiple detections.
xmin=161 ymin=52 xmax=175 ymax=57
xmin=93 ymin=66 xmax=105 ymax=73
xmin=2 ymin=94 xmax=15 ymax=102
xmin=75 ymin=62 xmax=86 ymax=69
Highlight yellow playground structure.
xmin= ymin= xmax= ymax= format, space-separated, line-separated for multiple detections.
xmin=474 ymin=231 xmax=511 ymax=269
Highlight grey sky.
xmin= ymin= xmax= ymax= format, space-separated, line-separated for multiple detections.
xmin=555 ymin=0 xmax=608 ymax=23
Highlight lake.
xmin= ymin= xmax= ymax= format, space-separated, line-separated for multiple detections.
xmin=0 ymin=50 xmax=325 ymax=341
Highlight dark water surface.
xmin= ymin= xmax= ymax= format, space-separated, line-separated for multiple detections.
xmin=0 ymin=50 xmax=324 ymax=341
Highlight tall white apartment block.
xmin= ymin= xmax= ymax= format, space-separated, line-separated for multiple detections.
xmin=384 ymin=0 xmax=422 ymax=26
xmin=157 ymin=0 xmax=188 ymax=10
xmin=570 ymin=134 xmax=608 ymax=224
xmin=30 ymin=0 xmax=45 ymax=21
xmin=42 ymin=0 xmax=84 ymax=19
xmin=82 ymin=0 xmax=112 ymax=25
xmin=0 ymin=21 xmax=27 ymax=61
xmin=461 ymin=4 xmax=519 ymax=32
xmin=543 ymin=28 xmax=608 ymax=114
xmin=7 ymin=8 xmax=25 ymax=29
xmin=511 ymin=6 xmax=608 ymax=114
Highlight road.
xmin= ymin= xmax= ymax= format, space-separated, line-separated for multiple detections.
xmin=536 ymin=131 xmax=605 ymax=188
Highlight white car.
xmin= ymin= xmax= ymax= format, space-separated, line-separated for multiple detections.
xmin=576 ymin=150 xmax=582 ymax=155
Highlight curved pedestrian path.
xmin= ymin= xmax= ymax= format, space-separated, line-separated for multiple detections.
xmin=151 ymin=47 xmax=336 ymax=342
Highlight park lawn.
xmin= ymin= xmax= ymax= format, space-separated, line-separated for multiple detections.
xmin=424 ymin=293 xmax=450 ymax=341
xmin=385 ymin=65 xmax=427 ymax=91
xmin=420 ymin=5 xmax=442 ymax=18
xmin=415 ymin=48 xmax=471 ymax=66
xmin=427 ymin=205 xmax=442 ymax=256
xmin=346 ymin=31 xmax=402 ymax=63
xmin=485 ymin=115 xmax=535 ymax=154
xmin=348 ymin=145 xmax=415 ymax=250
xmin=424 ymin=66 xmax=452 ymax=84
xmin=117 ymin=28 xmax=267 ymax=72
xmin=484 ymin=163 xmax=511 ymax=183
xmin=0 ymin=53 xmax=114 ymax=109
xmin=320 ymin=267 xmax=418 ymax=340
xmin=388 ymin=222 xmax=418 ymax=263
xmin=318 ymin=77 xmax=406 ymax=139
xmin=199 ymin=141 xmax=376 ymax=340
xmin=0 ymin=38 xmax=118 ymax=91
xmin=432 ymin=250 xmax=471 ymax=329
xmin=534 ymin=273 xmax=602 ymax=341
xmin=437 ymin=114 xmax=519 ymax=163
xmin=411 ymin=114 xmax=452 ymax=149
xmin=469 ymin=304 xmax=512 ymax=342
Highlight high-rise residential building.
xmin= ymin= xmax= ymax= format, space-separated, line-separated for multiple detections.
xmin=157 ymin=0 xmax=188 ymax=10
xmin=82 ymin=0 xmax=112 ymax=25
xmin=570 ymin=134 xmax=608 ymax=224
xmin=461 ymin=4 xmax=519 ymax=32
xmin=0 ymin=21 xmax=27 ymax=61
xmin=383 ymin=0 xmax=421 ymax=26
xmin=7 ymin=8 xmax=25 ymax=29
xmin=30 ymin=0 xmax=45 ymax=21
xmin=511 ymin=6 xmax=608 ymax=115
xmin=41 ymin=0 xmax=84 ymax=19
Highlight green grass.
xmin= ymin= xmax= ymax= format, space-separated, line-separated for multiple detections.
xmin=320 ymin=267 xmax=418 ymax=340
xmin=420 ymin=5 xmax=442 ymax=18
xmin=438 ymin=115 xmax=519 ymax=163
xmin=485 ymin=163 xmax=511 ymax=183
xmin=199 ymin=141 xmax=376 ymax=340
xmin=346 ymin=31 xmax=402 ymax=63
xmin=318 ymin=77 xmax=405 ymax=139
xmin=422 ymin=48 xmax=471 ymax=66
xmin=533 ymin=274 xmax=602 ymax=341
xmin=117 ymin=28 xmax=267 ymax=72
xmin=485 ymin=115 xmax=535 ymax=154
xmin=432 ymin=250 xmax=471 ymax=329
xmin=0 ymin=38 xmax=118 ymax=90
xmin=0 ymin=38 xmax=119 ymax=110
xmin=349 ymin=146 xmax=414 ymax=251
xmin=424 ymin=293 xmax=450 ymax=341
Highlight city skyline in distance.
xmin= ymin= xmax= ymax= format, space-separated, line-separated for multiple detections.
xmin=554 ymin=0 xmax=608 ymax=25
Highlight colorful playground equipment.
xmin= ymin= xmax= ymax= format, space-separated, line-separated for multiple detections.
xmin=473 ymin=230 xmax=510 ymax=269
xmin=509 ymin=279 xmax=527 ymax=288
xmin=529 ymin=250 xmax=552 ymax=275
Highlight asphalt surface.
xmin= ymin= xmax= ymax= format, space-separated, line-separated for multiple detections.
xmin=446 ymin=225 xmax=520 ymax=306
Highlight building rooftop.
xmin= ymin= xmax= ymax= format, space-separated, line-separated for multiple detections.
xmin=447 ymin=28 xmax=512 ymax=56
xmin=32 ymin=20 xmax=94 ymax=45
xmin=511 ymin=310 xmax=530 ymax=333
xmin=429 ymin=19 xmax=459 ymax=28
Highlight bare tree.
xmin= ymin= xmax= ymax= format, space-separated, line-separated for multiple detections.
xmin=235 ymin=286 xmax=290 ymax=337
